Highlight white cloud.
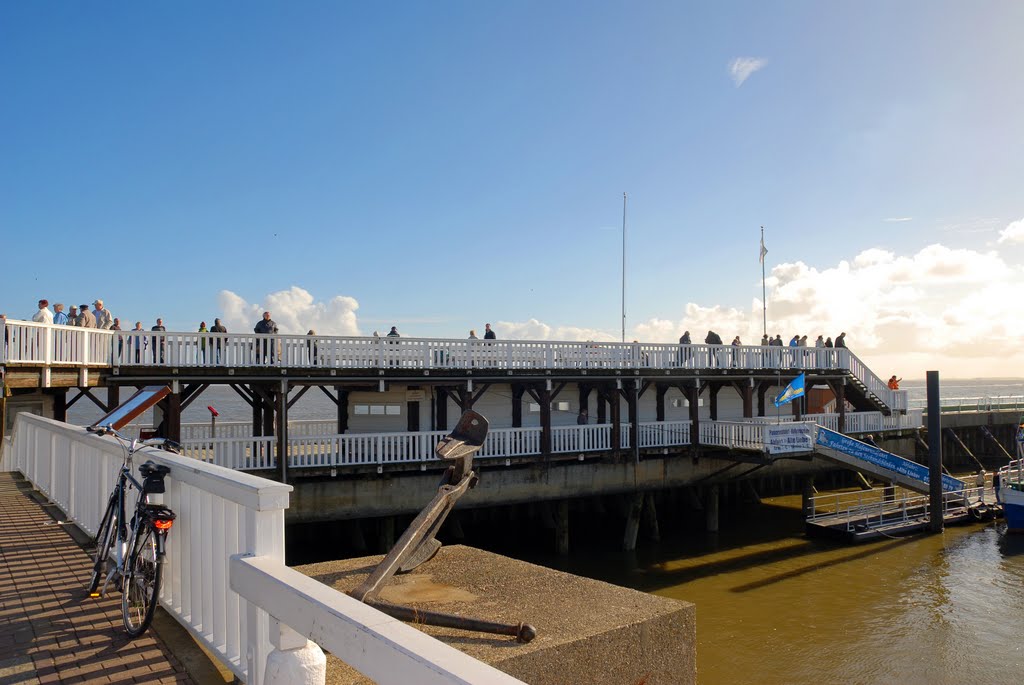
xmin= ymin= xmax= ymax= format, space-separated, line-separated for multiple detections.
xmin=729 ymin=57 xmax=767 ymax=87
xmin=217 ymin=287 xmax=360 ymax=335
xmin=997 ymin=217 xmax=1024 ymax=244
xmin=495 ymin=318 xmax=617 ymax=342
xmin=884 ymin=217 xmax=913 ymax=222
xmin=607 ymin=242 xmax=1024 ymax=378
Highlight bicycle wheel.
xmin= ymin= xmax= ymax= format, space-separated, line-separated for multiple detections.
xmin=121 ymin=520 xmax=162 ymax=637
xmin=88 ymin=494 xmax=118 ymax=594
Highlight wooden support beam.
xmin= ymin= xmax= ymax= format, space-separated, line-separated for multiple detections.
xmin=537 ymin=385 xmax=552 ymax=458
xmin=52 ymin=389 xmax=67 ymax=423
xmin=435 ymin=387 xmax=449 ymax=430
xmin=286 ymin=385 xmax=310 ymax=410
xmin=511 ymin=384 xmax=524 ymax=428
xmin=277 ymin=380 xmax=288 ymax=483
xmin=655 ymin=383 xmax=667 ymax=422
xmin=708 ymin=382 xmax=721 ymax=421
xmin=231 ymin=384 xmax=256 ymax=407
xmin=337 ymin=386 xmax=349 ymax=433
xmin=106 ymin=385 xmax=121 ymax=412
xmin=180 ymin=383 xmax=209 ymax=411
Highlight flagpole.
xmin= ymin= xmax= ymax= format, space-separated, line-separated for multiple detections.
xmin=761 ymin=226 xmax=767 ymax=338
xmin=621 ymin=192 xmax=627 ymax=343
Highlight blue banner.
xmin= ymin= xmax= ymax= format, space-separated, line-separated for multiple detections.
xmin=815 ymin=428 xmax=964 ymax=492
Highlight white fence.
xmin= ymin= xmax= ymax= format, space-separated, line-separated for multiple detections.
xmin=1 ymin=414 xmax=524 ymax=685
xmin=910 ymin=395 xmax=1024 ymax=413
xmin=174 ymin=411 xmax=927 ymax=472
xmin=1 ymin=319 xmax=907 ymax=412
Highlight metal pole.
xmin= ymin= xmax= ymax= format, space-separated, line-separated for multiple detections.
xmin=622 ymin=192 xmax=627 ymax=343
xmin=927 ymin=370 xmax=943 ymax=533
xmin=761 ymin=226 xmax=767 ymax=338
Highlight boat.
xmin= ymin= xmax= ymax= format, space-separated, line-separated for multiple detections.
xmin=997 ymin=423 xmax=1024 ymax=532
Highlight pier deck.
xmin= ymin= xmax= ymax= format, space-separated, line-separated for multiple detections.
xmin=0 ymin=473 xmax=195 ymax=685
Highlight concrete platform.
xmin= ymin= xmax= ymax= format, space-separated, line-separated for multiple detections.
xmin=296 ymin=545 xmax=695 ymax=685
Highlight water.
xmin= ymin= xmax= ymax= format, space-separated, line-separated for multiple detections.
xmin=491 ymin=496 xmax=1024 ymax=685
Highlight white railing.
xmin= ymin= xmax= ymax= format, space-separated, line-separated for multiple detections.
xmin=910 ymin=395 xmax=1024 ymax=413
xmin=637 ymin=421 xmax=691 ymax=448
xmin=699 ymin=421 xmax=764 ymax=450
xmin=807 ymin=483 xmax=988 ymax=531
xmin=3 ymin=413 xmax=526 ymax=685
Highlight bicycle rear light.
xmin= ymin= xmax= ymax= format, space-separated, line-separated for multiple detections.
xmin=153 ymin=519 xmax=174 ymax=531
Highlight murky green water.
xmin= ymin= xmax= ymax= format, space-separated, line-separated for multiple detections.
xmin=523 ymin=495 xmax=1024 ymax=685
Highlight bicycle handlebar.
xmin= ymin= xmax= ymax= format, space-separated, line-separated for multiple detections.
xmin=87 ymin=425 xmax=180 ymax=453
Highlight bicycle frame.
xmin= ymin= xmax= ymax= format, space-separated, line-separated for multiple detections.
xmin=88 ymin=425 xmax=177 ymax=637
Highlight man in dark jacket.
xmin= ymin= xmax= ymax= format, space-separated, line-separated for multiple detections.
xmin=210 ymin=318 xmax=228 ymax=364
xmin=835 ymin=332 xmax=847 ymax=348
xmin=254 ymin=311 xmax=279 ymax=363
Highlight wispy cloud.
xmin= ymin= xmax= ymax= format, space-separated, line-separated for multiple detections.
xmin=884 ymin=217 xmax=913 ymax=222
xmin=997 ymin=217 xmax=1024 ymax=244
xmin=729 ymin=57 xmax=767 ymax=87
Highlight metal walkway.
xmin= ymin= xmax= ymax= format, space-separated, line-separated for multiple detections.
xmin=0 ymin=472 xmax=195 ymax=685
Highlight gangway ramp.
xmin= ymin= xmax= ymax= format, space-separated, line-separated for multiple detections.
xmin=813 ymin=427 xmax=965 ymax=494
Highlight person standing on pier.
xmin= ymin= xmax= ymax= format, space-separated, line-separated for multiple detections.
xmin=678 ymin=330 xmax=692 ymax=367
xmin=835 ymin=332 xmax=847 ymax=348
xmin=210 ymin=318 xmax=227 ymax=364
xmin=32 ymin=299 xmax=53 ymax=324
xmin=132 ymin=321 xmax=145 ymax=362
xmin=68 ymin=306 xmax=78 ymax=325
xmin=151 ymin=318 xmax=166 ymax=363
xmin=77 ymin=304 xmax=95 ymax=328
xmin=53 ymin=303 xmax=68 ymax=325
xmin=484 ymin=323 xmax=496 ymax=340
xmin=92 ymin=299 xmax=113 ymax=329
xmin=254 ymin=311 xmax=278 ymax=363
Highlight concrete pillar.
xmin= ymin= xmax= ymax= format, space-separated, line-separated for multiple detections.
xmin=623 ymin=493 xmax=644 ymax=551
xmin=555 ymin=500 xmax=570 ymax=556
xmin=705 ymin=486 xmax=720 ymax=533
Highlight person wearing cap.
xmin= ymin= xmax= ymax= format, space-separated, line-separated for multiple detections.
xmin=68 ymin=306 xmax=79 ymax=326
xmin=92 ymin=299 xmax=114 ymax=329
xmin=76 ymin=304 xmax=96 ymax=328
xmin=32 ymin=299 xmax=53 ymax=324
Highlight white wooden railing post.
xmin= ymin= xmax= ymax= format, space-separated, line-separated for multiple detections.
xmin=262 ymin=618 xmax=326 ymax=685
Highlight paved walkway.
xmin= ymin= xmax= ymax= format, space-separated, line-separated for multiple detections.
xmin=0 ymin=472 xmax=195 ymax=685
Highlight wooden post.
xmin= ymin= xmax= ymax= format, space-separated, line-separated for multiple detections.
xmin=608 ymin=389 xmax=621 ymax=457
xmin=757 ymin=381 xmax=769 ymax=417
xmin=435 ymin=387 xmax=449 ymax=430
xmin=165 ymin=391 xmax=181 ymax=444
xmin=252 ymin=388 xmax=263 ymax=438
xmin=738 ymin=381 xmax=753 ymax=418
xmin=277 ymin=380 xmax=288 ymax=484
xmin=52 ymin=388 xmax=67 ymax=423
xmin=539 ymin=386 xmax=552 ymax=458
xmin=106 ymin=384 xmax=120 ymax=412
xmin=836 ymin=379 xmax=846 ymax=433
xmin=555 ymin=500 xmax=570 ymax=556
xmin=623 ymin=493 xmax=643 ymax=551
xmin=708 ymin=383 xmax=720 ymax=421
xmin=655 ymin=383 xmax=667 ymax=422
xmin=406 ymin=385 xmax=420 ymax=432
xmin=706 ymin=485 xmax=720 ymax=533
xmin=511 ymin=384 xmax=524 ymax=428
xmin=687 ymin=383 xmax=700 ymax=453
xmin=596 ymin=389 xmax=607 ymax=424
xmin=336 ymin=386 xmax=349 ymax=434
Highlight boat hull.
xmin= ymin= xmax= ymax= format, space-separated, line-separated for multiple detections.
xmin=1002 ymin=487 xmax=1024 ymax=532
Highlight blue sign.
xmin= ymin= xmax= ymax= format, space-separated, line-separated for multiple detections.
xmin=816 ymin=428 xmax=964 ymax=492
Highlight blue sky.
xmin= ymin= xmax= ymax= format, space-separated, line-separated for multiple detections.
xmin=3 ymin=2 xmax=1023 ymax=377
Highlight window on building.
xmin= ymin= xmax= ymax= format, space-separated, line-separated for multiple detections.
xmin=354 ymin=404 xmax=402 ymax=416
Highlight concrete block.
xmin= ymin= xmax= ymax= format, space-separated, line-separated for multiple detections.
xmin=296 ymin=545 xmax=695 ymax=685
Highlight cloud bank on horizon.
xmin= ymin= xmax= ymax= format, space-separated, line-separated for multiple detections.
xmin=217 ymin=218 xmax=1024 ymax=378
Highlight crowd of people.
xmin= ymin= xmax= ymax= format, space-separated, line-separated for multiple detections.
xmin=679 ymin=329 xmax=850 ymax=350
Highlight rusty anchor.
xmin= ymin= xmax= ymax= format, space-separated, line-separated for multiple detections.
xmin=348 ymin=410 xmax=537 ymax=643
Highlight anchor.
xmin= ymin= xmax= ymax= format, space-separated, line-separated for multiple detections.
xmin=348 ymin=410 xmax=537 ymax=643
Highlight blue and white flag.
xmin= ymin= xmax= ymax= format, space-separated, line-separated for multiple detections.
xmin=774 ymin=373 xmax=805 ymax=407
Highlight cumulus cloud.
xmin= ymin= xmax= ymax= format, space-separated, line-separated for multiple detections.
xmin=615 ymin=243 xmax=1024 ymax=377
xmin=218 ymin=287 xmax=360 ymax=335
xmin=729 ymin=57 xmax=767 ymax=87
xmin=496 ymin=318 xmax=617 ymax=342
xmin=998 ymin=217 xmax=1024 ymax=244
